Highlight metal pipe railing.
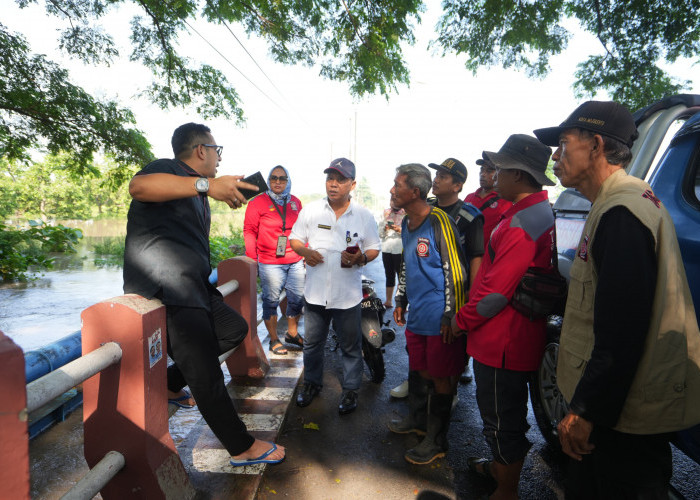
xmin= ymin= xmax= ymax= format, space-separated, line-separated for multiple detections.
xmin=216 ymin=279 xmax=239 ymax=298
xmin=59 ymin=451 xmax=125 ymax=500
xmin=26 ymin=342 xmax=122 ymax=413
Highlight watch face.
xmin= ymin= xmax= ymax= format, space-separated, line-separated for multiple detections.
xmin=196 ymin=177 xmax=209 ymax=192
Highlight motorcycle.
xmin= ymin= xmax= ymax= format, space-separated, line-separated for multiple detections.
xmin=359 ymin=276 xmax=396 ymax=383
xmin=328 ymin=277 xmax=395 ymax=383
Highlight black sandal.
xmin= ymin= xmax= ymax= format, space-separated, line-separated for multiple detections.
xmin=269 ymin=340 xmax=288 ymax=355
xmin=467 ymin=457 xmax=496 ymax=483
xmin=284 ymin=333 xmax=304 ymax=348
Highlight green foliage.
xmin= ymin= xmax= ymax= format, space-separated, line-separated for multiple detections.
xmin=0 ymin=25 xmax=154 ymax=173
xmin=435 ymin=0 xmax=697 ymax=110
xmin=4 ymin=0 xmax=697 ymax=171
xmin=0 ymin=154 xmax=135 ymax=220
xmin=0 ymin=222 xmax=82 ymax=281
xmin=92 ymin=237 xmax=126 ymax=267
xmin=210 ymin=226 xmax=245 ymax=268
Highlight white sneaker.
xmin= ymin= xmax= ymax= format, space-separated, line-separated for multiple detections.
xmin=390 ymin=379 xmax=409 ymax=398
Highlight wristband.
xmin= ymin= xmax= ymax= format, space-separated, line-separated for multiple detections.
xmin=362 ymin=253 xmax=368 ymax=265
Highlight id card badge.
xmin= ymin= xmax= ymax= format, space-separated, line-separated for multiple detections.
xmin=276 ymin=235 xmax=288 ymax=257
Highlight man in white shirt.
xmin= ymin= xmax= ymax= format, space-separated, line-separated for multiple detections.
xmin=290 ymin=158 xmax=381 ymax=414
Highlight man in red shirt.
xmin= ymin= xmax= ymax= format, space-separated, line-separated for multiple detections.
xmin=464 ymin=157 xmax=512 ymax=246
xmin=453 ymin=134 xmax=555 ymax=500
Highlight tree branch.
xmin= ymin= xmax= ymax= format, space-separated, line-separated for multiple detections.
xmin=593 ymin=0 xmax=614 ymax=59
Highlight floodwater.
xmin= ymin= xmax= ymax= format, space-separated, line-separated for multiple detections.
xmin=0 ymin=239 xmax=124 ymax=352
xmin=1 ymin=212 xmax=254 ymax=352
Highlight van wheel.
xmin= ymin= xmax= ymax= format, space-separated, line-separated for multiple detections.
xmin=530 ymin=341 xmax=569 ymax=451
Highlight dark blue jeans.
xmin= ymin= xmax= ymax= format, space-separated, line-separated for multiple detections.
xmin=302 ymin=299 xmax=363 ymax=391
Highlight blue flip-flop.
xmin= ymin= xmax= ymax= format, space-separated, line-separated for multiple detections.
xmin=229 ymin=443 xmax=285 ymax=467
xmin=168 ymin=390 xmax=195 ymax=409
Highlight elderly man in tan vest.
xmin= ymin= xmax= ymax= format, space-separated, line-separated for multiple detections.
xmin=534 ymin=102 xmax=700 ymax=499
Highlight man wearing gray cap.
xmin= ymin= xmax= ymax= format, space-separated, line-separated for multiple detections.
xmin=290 ymin=158 xmax=381 ymax=415
xmin=534 ymin=101 xmax=700 ymax=498
xmin=453 ymin=134 xmax=555 ymax=499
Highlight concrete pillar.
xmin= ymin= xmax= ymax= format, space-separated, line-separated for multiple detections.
xmin=218 ymin=257 xmax=270 ymax=378
xmin=0 ymin=331 xmax=30 ymax=500
xmin=81 ymin=296 xmax=195 ymax=499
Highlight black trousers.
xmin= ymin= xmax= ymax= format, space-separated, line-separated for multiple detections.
xmin=473 ymin=360 xmax=533 ymax=464
xmin=564 ymin=425 xmax=672 ymax=500
xmin=166 ymin=292 xmax=254 ymax=455
xmin=382 ymin=252 xmax=403 ymax=288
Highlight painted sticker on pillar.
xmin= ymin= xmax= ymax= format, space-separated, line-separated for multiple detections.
xmin=149 ymin=328 xmax=163 ymax=368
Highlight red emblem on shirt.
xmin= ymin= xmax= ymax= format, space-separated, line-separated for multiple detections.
xmin=578 ymin=234 xmax=589 ymax=262
xmin=642 ymin=189 xmax=661 ymax=208
xmin=416 ymin=238 xmax=430 ymax=257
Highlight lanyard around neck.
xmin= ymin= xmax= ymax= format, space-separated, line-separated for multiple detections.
xmin=268 ymin=194 xmax=288 ymax=232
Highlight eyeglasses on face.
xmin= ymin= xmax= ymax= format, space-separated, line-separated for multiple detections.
xmin=269 ymin=175 xmax=288 ymax=182
xmin=193 ymin=144 xmax=223 ymax=156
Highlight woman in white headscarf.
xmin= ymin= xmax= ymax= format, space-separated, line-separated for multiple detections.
xmin=244 ymin=165 xmax=305 ymax=355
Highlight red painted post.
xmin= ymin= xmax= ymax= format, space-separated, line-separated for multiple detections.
xmin=0 ymin=331 xmax=30 ymax=500
xmin=218 ymin=256 xmax=270 ymax=378
xmin=81 ymin=295 xmax=195 ymax=499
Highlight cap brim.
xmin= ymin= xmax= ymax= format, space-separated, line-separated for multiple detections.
xmin=427 ymin=163 xmax=466 ymax=182
xmin=476 ymin=158 xmax=495 ymax=169
xmin=533 ymin=126 xmax=563 ymax=147
xmin=483 ymin=151 xmax=555 ymax=186
xmin=323 ymin=166 xmax=352 ymax=178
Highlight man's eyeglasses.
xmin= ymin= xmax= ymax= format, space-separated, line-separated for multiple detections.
xmin=193 ymin=144 xmax=223 ymax=156
xmin=269 ymin=175 xmax=288 ymax=182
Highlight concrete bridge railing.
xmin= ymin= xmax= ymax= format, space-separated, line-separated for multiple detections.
xmin=0 ymin=256 xmax=270 ymax=499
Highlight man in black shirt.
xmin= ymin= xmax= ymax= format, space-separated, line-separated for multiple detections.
xmin=428 ymin=158 xmax=484 ymax=385
xmin=123 ymin=122 xmax=285 ymax=466
xmin=427 ymin=158 xmax=484 ymax=286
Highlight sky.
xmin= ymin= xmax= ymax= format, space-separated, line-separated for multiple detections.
xmin=5 ymin=0 xmax=700 ymax=204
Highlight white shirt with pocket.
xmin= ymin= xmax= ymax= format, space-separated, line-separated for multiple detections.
xmin=290 ymin=197 xmax=381 ymax=309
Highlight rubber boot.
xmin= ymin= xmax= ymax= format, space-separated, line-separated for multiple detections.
xmin=388 ymin=371 xmax=430 ymax=435
xmin=404 ymin=392 xmax=452 ymax=465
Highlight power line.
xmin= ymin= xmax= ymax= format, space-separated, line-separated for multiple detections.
xmin=182 ymin=19 xmax=286 ymax=112
xmin=221 ymin=20 xmax=287 ymax=101
xmin=219 ymin=20 xmax=316 ymax=130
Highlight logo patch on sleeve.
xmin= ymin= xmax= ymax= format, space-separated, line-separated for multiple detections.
xmin=416 ymin=237 xmax=430 ymax=257
xmin=642 ymin=189 xmax=661 ymax=208
xmin=578 ymin=234 xmax=589 ymax=262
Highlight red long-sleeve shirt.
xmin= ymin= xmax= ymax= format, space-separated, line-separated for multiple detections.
xmin=465 ymin=189 xmax=512 ymax=247
xmin=456 ymin=191 xmax=554 ymax=371
xmin=243 ymin=193 xmax=303 ymax=264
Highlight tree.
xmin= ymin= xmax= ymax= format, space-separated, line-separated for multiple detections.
xmin=2 ymin=0 xmax=422 ymax=178
xmin=0 ymin=154 xmax=135 ymax=220
xmin=435 ymin=0 xmax=697 ymax=110
xmin=3 ymin=0 xmax=698 ymax=178
xmin=0 ymin=26 xmax=154 ymax=175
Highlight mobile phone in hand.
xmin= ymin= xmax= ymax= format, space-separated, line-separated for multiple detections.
xmin=238 ymin=171 xmax=267 ymax=200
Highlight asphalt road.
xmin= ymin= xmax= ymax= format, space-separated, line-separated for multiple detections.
xmin=259 ymin=259 xmax=700 ymax=500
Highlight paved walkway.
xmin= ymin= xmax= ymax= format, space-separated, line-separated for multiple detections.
xmin=173 ymin=320 xmax=303 ymax=499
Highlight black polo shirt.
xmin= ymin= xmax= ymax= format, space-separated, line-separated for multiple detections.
xmin=123 ymin=158 xmax=215 ymax=310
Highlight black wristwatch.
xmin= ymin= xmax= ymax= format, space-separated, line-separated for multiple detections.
xmin=195 ymin=177 xmax=209 ymax=193
xmin=362 ymin=253 xmax=368 ymax=266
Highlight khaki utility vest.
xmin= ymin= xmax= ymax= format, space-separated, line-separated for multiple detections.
xmin=557 ymin=169 xmax=700 ymax=434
